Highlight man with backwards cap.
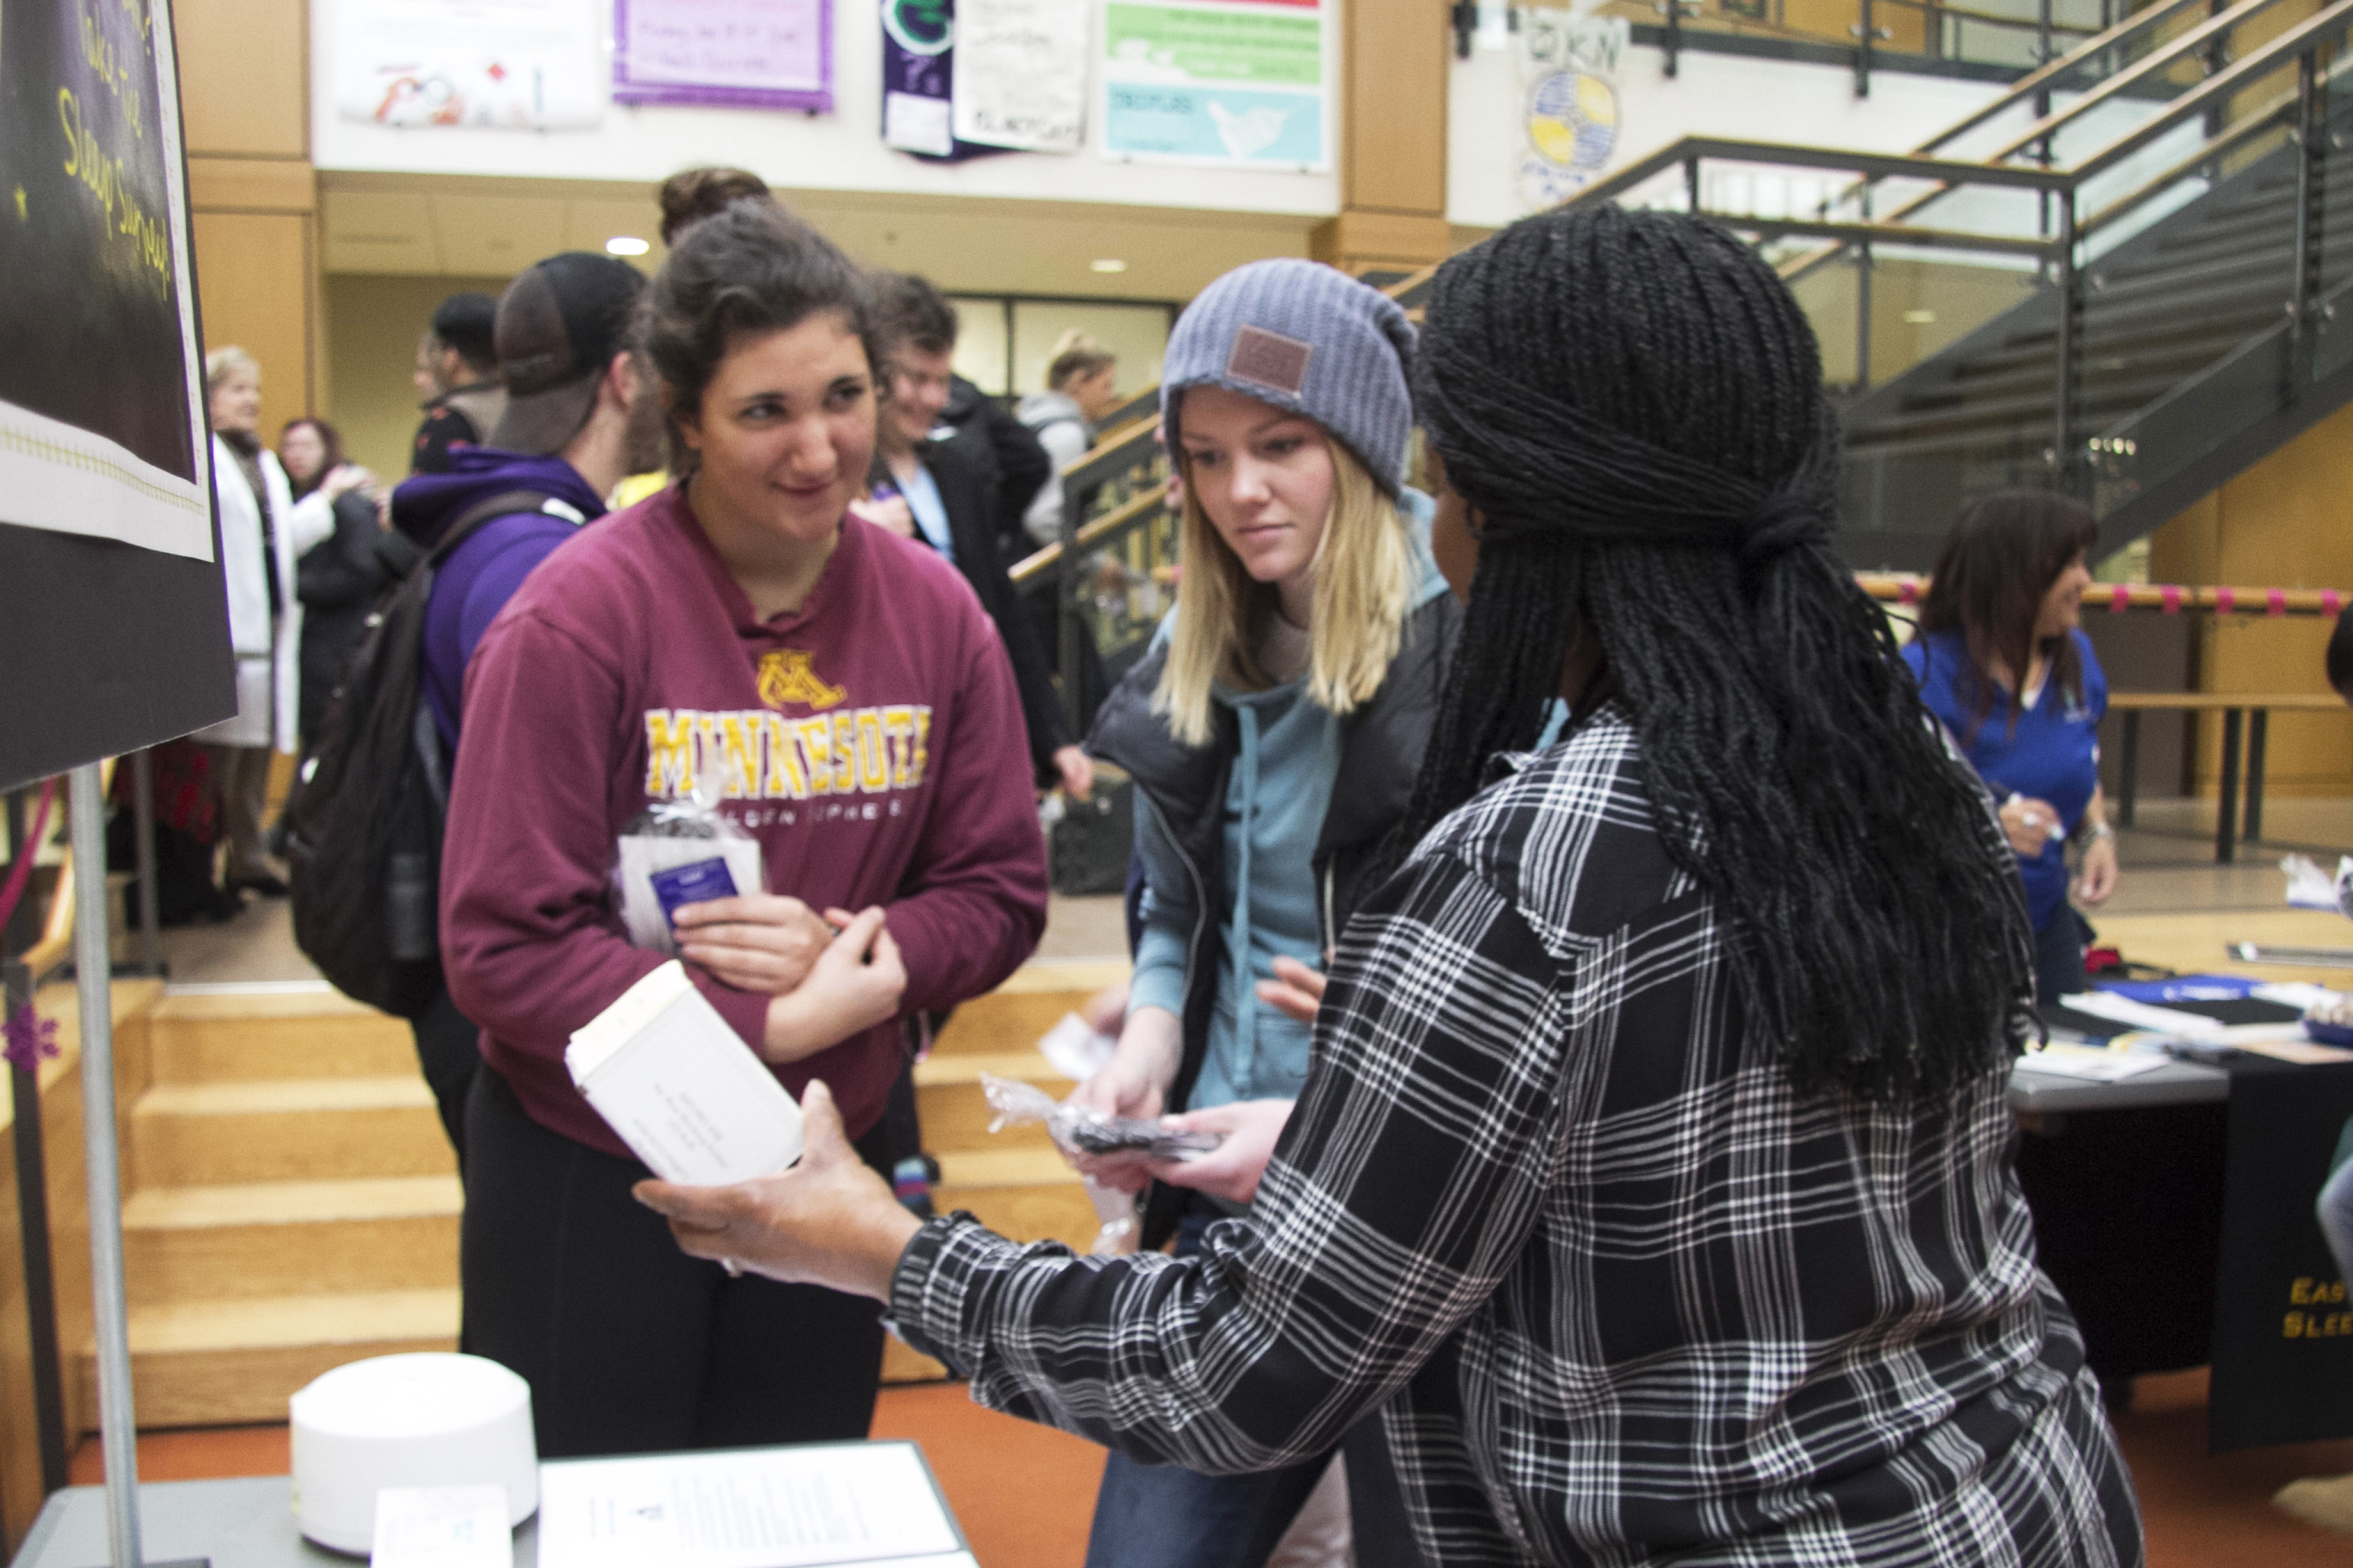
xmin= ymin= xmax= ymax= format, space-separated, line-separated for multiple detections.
xmin=388 ymin=252 xmax=665 ymax=1169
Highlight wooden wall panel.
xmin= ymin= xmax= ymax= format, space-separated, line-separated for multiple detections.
xmin=2146 ymin=401 xmax=2353 ymax=798
xmin=173 ymin=0 xmax=309 ymax=159
xmin=1343 ymin=0 xmax=1448 ymax=216
xmin=192 ymin=211 xmax=320 ymax=424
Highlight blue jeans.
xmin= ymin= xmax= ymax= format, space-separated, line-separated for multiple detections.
xmin=1083 ymin=1204 xmax=1333 ymax=1568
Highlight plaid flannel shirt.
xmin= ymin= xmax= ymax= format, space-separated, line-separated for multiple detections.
xmin=891 ymin=706 xmax=2143 ymax=1566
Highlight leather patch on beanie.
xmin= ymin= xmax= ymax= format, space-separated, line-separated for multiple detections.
xmin=1226 ymin=326 xmax=1312 ymax=398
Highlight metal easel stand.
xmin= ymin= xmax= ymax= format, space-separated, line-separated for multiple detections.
xmin=67 ymin=764 xmax=206 ymax=1568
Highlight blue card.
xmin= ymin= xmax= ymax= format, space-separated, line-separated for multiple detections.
xmin=649 ymin=857 xmax=737 ymax=927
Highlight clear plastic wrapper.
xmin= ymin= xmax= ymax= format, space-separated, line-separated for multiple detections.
xmin=2281 ymin=853 xmax=2353 ymax=918
xmin=613 ymin=771 xmax=762 ymax=957
xmin=980 ymin=1073 xmax=1222 ymax=1160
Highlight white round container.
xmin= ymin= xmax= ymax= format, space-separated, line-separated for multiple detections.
xmin=289 ymin=1352 xmax=538 ymax=1554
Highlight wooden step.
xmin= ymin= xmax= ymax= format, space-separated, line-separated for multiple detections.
xmin=915 ymin=1052 xmax=1074 ymax=1154
xmin=931 ymin=960 xmax=1127 ymax=1058
xmin=935 ymin=1146 xmax=1107 ymax=1254
xmin=130 ymin=1078 xmax=456 ymax=1185
xmin=149 ymin=989 xmax=415 ymax=1082
xmin=81 ymin=1288 xmax=459 ymax=1431
xmin=122 ymin=1176 xmax=460 ymax=1306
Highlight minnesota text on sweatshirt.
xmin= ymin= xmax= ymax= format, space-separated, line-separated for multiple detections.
xmin=438 ymin=485 xmax=1051 ymax=1156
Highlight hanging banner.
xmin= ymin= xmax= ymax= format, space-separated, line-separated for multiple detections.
xmin=1102 ymin=0 xmax=1326 ymax=170
xmin=615 ymin=0 xmax=834 ymax=112
xmin=951 ymin=0 xmax=1089 ymax=153
xmin=333 ymin=0 xmax=605 ymax=131
xmin=1515 ymin=8 xmax=1625 ymax=213
xmin=0 ymin=0 xmax=210 ymax=560
xmin=881 ymin=0 xmax=1007 ymax=161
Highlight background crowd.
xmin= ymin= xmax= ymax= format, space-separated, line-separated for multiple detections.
xmin=119 ymin=165 xmax=2160 ymax=1568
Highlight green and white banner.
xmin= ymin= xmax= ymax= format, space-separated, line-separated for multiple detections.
xmin=1101 ymin=0 xmax=1325 ymax=170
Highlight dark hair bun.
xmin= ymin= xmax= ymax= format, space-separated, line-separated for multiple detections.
xmin=657 ymin=167 xmax=772 ymax=246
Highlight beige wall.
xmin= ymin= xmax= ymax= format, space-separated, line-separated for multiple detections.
xmin=324 ymin=274 xmax=515 ymax=481
xmin=2148 ymin=398 xmax=2353 ymax=797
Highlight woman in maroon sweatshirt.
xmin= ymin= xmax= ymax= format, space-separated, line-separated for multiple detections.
xmin=437 ymin=200 xmax=1049 ymax=1456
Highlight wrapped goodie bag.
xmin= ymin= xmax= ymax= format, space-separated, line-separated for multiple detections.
xmin=611 ymin=770 xmax=763 ymax=957
xmin=281 ymin=492 xmax=551 ymax=1018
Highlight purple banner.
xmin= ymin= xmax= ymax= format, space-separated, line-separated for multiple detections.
xmin=879 ymin=0 xmax=1006 ymax=163
xmin=615 ymin=0 xmax=834 ymax=113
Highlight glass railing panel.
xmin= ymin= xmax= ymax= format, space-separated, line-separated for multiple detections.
xmin=1791 ymin=247 xmax=2045 ymax=391
xmin=2089 ymin=316 xmax=2291 ymax=516
xmin=1074 ymin=501 xmax=1181 ymax=663
xmin=2309 ymin=273 xmax=2353 ymax=383
xmin=1840 ymin=424 xmax=2065 ymax=564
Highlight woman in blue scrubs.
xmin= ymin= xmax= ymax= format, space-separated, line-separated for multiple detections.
xmin=1905 ymin=491 xmax=2121 ymax=1004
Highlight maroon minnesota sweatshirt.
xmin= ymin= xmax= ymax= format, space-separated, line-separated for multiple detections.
xmin=439 ymin=485 xmax=1049 ymax=1155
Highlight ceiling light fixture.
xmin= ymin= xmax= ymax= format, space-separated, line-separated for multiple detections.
xmin=1090 ymin=258 xmax=1128 ymax=274
xmin=1903 ymin=308 xmax=1938 ymax=325
xmin=606 ymin=235 xmax=652 ymax=257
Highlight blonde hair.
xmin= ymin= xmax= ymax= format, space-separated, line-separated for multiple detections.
xmin=204 ymin=345 xmax=259 ymax=392
xmin=1154 ymin=440 xmax=1412 ymax=747
xmin=1048 ymin=330 xmax=1116 ymax=391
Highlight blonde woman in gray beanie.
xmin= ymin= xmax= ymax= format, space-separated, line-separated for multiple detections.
xmin=1036 ymin=258 xmax=1451 ymax=1568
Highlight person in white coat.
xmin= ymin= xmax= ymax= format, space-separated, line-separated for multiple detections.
xmin=191 ymin=346 xmax=371 ymax=894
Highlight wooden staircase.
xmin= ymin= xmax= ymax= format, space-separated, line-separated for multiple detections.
xmin=87 ymin=962 xmax=1123 ymax=1430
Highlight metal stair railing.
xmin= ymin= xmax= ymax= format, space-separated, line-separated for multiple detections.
xmin=1011 ymin=0 xmax=2206 ymax=715
xmin=1017 ymin=0 xmax=2353 ymax=700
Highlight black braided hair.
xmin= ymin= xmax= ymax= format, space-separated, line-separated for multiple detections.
xmin=1403 ymin=205 xmax=2034 ymax=1103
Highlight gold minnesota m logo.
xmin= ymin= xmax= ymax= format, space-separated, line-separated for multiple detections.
xmin=756 ymin=650 xmax=847 ymax=711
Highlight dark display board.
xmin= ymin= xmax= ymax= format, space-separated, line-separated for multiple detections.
xmin=2209 ymin=1060 xmax=2353 ymax=1451
xmin=0 ymin=0 xmax=231 ymax=791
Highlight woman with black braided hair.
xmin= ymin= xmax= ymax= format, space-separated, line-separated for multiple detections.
xmin=635 ymin=203 xmax=2144 ymax=1568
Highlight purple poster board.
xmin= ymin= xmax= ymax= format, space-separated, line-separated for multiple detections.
xmin=615 ymin=0 xmax=834 ymax=112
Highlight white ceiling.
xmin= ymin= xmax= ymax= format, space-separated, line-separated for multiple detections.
xmin=318 ymin=173 xmax=1318 ymax=302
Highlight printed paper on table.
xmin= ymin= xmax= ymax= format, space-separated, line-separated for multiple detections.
xmin=952 ymin=0 xmax=1090 ymax=152
xmin=1102 ymin=0 xmax=1328 ymax=170
xmin=0 ymin=0 xmax=211 ymax=559
xmin=616 ymin=0 xmax=834 ymax=112
xmin=332 ymin=0 xmax=605 ymax=131
xmin=535 ymin=1441 xmax=970 ymax=1568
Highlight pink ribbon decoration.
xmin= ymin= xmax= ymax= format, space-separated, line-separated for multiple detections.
xmin=0 ymin=777 xmax=57 ymax=939
xmin=2268 ymin=589 xmax=2288 ymax=616
xmin=2325 ymin=590 xmax=2343 ymax=617
xmin=1896 ymin=579 xmax=1919 ymax=605
xmin=2215 ymin=586 xmax=2237 ymax=614
xmin=2160 ymin=585 xmax=2183 ymax=614
xmin=2109 ymin=585 xmax=2131 ymax=612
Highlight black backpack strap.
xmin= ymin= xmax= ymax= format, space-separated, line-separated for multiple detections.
xmin=423 ymin=490 xmax=562 ymax=569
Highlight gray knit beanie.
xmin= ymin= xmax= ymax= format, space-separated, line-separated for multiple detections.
xmin=1161 ymin=260 xmax=1416 ymax=495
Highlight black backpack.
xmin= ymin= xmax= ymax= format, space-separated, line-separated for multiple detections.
xmin=283 ymin=491 xmax=554 ymax=1018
